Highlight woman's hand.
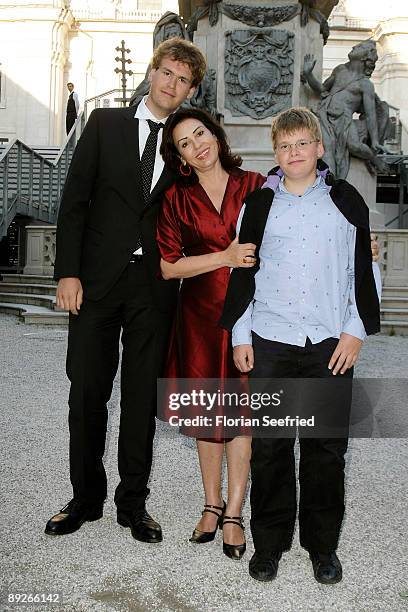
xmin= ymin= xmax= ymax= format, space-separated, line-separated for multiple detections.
xmin=370 ymin=233 xmax=379 ymax=262
xmin=223 ymin=236 xmax=257 ymax=268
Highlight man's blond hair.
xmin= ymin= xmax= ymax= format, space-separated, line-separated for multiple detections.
xmin=271 ymin=107 xmax=322 ymax=150
xmin=151 ymin=38 xmax=207 ymax=87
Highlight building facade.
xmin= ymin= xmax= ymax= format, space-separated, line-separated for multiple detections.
xmin=0 ymin=0 xmax=407 ymax=151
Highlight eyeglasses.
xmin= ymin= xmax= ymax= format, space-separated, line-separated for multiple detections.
xmin=157 ymin=67 xmax=192 ymax=88
xmin=276 ymin=139 xmax=320 ymax=153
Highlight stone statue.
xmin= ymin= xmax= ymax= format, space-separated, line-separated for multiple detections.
xmin=302 ymin=40 xmax=391 ymax=179
xmin=129 ymin=11 xmax=218 ymax=116
xmin=299 ymin=0 xmax=339 ymax=20
xmin=188 ymin=68 xmax=218 ymax=118
xmin=129 ymin=12 xmax=189 ymax=107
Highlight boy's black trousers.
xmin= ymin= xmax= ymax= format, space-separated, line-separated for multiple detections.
xmin=250 ymin=333 xmax=353 ymax=554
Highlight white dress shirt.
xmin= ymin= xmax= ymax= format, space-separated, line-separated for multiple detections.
xmin=72 ymin=91 xmax=79 ymax=114
xmin=134 ymin=96 xmax=168 ymax=192
xmin=133 ymin=96 xmax=169 ymax=254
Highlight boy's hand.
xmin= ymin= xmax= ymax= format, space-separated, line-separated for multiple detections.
xmin=233 ymin=344 xmax=254 ymax=373
xmin=328 ymin=333 xmax=363 ymax=375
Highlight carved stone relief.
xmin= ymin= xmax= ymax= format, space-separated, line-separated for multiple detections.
xmin=44 ymin=230 xmax=56 ymax=267
xmin=187 ymin=3 xmax=330 ymax=43
xmin=225 ymin=29 xmax=294 ymax=119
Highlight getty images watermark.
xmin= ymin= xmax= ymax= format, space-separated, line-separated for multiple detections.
xmin=166 ymin=389 xmax=315 ymax=430
xmin=157 ymin=378 xmax=408 ymax=439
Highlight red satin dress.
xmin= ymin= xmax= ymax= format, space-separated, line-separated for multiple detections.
xmin=157 ymin=168 xmax=265 ymax=381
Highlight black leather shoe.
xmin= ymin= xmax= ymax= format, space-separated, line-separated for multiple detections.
xmin=117 ymin=509 xmax=162 ymax=543
xmin=309 ymin=551 xmax=342 ymax=584
xmin=44 ymin=499 xmax=103 ymax=536
xmin=249 ymin=551 xmax=282 ymax=582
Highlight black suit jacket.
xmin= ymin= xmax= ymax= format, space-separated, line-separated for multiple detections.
xmin=54 ymin=106 xmax=179 ymax=312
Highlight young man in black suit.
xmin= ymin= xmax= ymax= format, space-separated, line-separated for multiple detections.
xmin=45 ymin=39 xmax=207 ymax=542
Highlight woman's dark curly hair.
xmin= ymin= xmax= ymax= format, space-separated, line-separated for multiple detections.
xmin=160 ymin=108 xmax=242 ymax=184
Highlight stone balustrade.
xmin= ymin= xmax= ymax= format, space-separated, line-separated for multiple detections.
xmin=24 ymin=225 xmax=56 ymax=276
xmin=375 ymin=230 xmax=408 ymax=288
xmin=23 ymin=225 xmax=408 ymax=292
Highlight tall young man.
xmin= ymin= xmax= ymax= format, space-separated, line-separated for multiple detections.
xmin=45 ymin=39 xmax=207 ymax=543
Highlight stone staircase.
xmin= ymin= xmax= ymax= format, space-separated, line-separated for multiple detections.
xmin=0 ymin=273 xmax=68 ymax=324
xmin=380 ymin=286 xmax=408 ymax=335
xmin=0 ymin=274 xmax=407 ymax=332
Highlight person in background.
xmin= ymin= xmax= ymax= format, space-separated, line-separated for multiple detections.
xmin=66 ymin=82 xmax=79 ymax=135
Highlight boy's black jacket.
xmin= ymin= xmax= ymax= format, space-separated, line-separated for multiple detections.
xmin=219 ymin=160 xmax=381 ymax=336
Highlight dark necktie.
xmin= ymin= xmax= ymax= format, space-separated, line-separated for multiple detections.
xmin=141 ymin=119 xmax=164 ymax=203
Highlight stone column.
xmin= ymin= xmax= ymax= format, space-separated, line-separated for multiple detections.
xmin=24 ymin=225 xmax=56 ymax=276
xmin=192 ymin=1 xmax=330 ymax=174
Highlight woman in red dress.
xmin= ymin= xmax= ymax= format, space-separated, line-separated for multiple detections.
xmin=157 ymin=108 xmax=264 ymax=560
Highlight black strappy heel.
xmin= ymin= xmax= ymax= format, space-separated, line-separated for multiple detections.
xmin=222 ymin=516 xmax=246 ymax=560
xmin=189 ymin=501 xmax=226 ymax=543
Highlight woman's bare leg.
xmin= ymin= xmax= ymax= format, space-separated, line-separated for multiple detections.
xmin=194 ymin=439 xmax=224 ymax=531
xmin=223 ymin=436 xmax=251 ymax=545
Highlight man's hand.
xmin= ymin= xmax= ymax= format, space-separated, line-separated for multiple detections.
xmin=56 ymin=277 xmax=83 ymax=315
xmin=233 ymin=344 xmax=254 ymax=373
xmin=328 ymin=333 xmax=363 ymax=375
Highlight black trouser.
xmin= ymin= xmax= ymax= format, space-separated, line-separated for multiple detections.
xmin=66 ymin=261 xmax=171 ymax=512
xmin=66 ymin=112 xmax=77 ymax=135
xmin=250 ymin=333 xmax=352 ymax=554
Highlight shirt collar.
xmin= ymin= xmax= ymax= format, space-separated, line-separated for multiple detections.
xmin=277 ymin=172 xmax=323 ymax=195
xmin=134 ymin=96 xmax=169 ymax=123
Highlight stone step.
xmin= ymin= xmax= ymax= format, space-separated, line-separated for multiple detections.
xmin=0 ymin=303 xmax=68 ymax=325
xmin=0 ymin=283 xmax=56 ymax=296
xmin=1 ymin=273 xmax=57 ymax=286
xmin=380 ymin=320 xmax=408 ymax=336
xmin=380 ymin=296 xmax=408 ymax=309
xmin=381 ymin=286 xmax=408 ymax=298
xmin=0 ymin=291 xmax=58 ymax=310
xmin=380 ymin=307 xmax=408 ymax=321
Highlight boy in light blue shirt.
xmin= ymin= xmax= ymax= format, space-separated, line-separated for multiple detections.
xmin=221 ymin=107 xmax=380 ymax=585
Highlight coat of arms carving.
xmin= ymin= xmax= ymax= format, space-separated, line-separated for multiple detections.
xmin=225 ymin=29 xmax=294 ymax=119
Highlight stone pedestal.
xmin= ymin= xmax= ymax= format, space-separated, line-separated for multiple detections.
xmin=193 ymin=0 xmax=326 ymax=175
xmin=346 ymin=159 xmax=385 ymax=229
xmin=24 ymin=225 xmax=56 ymax=276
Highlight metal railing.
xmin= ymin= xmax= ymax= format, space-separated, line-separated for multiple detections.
xmin=381 ymin=155 xmax=408 ymax=229
xmin=84 ymin=89 xmax=135 ymax=121
xmin=0 ymin=113 xmax=85 ymax=239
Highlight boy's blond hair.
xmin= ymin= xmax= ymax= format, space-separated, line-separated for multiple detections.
xmin=271 ymin=107 xmax=322 ymax=150
xmin=151 ymin=38 xmax=207 ymax=87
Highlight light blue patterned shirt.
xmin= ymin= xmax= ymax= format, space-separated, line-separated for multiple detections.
xmin=232 ymin=175 xmax=379 ymax=348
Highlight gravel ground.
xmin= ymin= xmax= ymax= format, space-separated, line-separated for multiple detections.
xmin=0 ymin=313 xmax=407 ymax=612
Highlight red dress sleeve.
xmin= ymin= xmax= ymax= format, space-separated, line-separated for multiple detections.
xmin=157 ymin=186 xmax=183 ymax=264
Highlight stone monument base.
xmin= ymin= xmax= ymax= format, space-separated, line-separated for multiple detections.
xmin=346 ymin=158 xmax=384 ymax=229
